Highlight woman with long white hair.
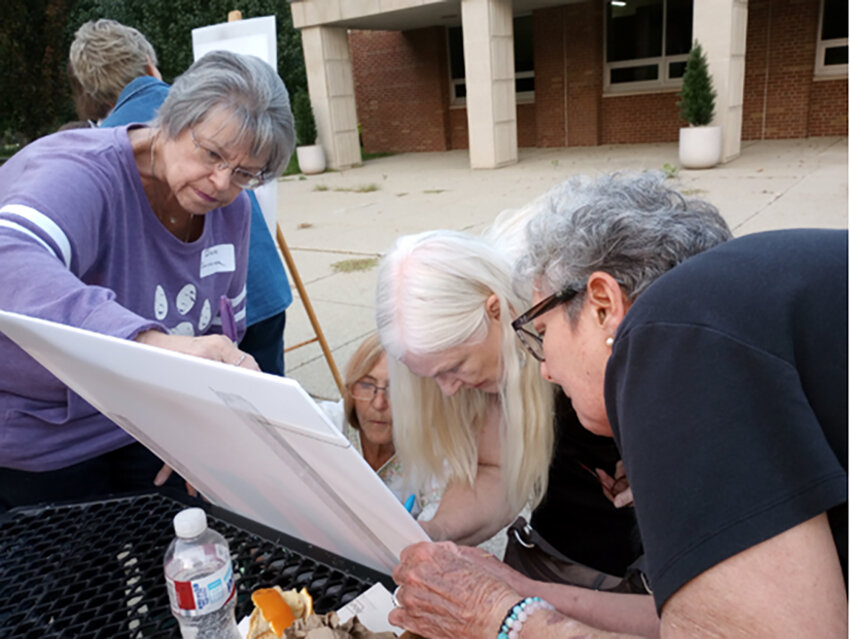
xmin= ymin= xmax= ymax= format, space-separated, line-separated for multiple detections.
xmin=375 ymin=229 xmax=555 ymax=543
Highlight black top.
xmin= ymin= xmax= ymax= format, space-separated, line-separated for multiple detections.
xmin=531 ymin=391 xmax=642 ymax=576
xmin=606 ymin=229 xmax=848 ymax=610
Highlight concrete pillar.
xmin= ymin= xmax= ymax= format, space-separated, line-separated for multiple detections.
xmin=300 ymin=26 xmax=361 ymax=169
xmin=460 ymin=0 xmax=518 ymax=169
xmin=693 ymin=0 xmax=748 ymax=163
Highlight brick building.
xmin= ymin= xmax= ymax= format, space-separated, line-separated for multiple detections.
xmin=290 ymin=0 xmax=847 ymax=169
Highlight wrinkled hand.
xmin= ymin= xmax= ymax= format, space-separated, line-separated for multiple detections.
xmin=135 ymin=330 xmax=260 ymax=371
xmin=389 ymin=541 xmax=519 ymax=639
xmin=455 ymin=545 xmax=534 ymax=594
xmin=597 ymin=460 xmax=633 ymax=508
xmin=154 ymin=463 xmax=200 ymax=498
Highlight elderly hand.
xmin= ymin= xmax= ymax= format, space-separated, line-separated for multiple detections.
xmin=455 ymin=545 xmax=535 ymax=594
xmin=389 ymin=541 xmax=520 ymax=639
xmin=135 ymin=330 xmax=260 ymax=371
xmin=597 ymin=460 xmax=634 ymax=508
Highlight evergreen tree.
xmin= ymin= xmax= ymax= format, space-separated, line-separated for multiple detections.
xmin=678 ymin=41 xmax=716 ymax=126
xmin=0 ymin=0 xmax=307 ymax=145
xmin=292 ymin=89 xmax=317 ymax=146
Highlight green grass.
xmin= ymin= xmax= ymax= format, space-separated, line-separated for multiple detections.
xmin=282 ymin=153 xmax=300 ymax=176
xmin=662 ymin=162 xmax=680 ymax=179
xmin=281 ymin=148 xmax=392 ymax=177
xmin=347 ymin=183 xmax=379 ymax=193
xmin=331 ymin=257 xmax=379 ymax=273
xmin=362 ymin=151 xmax=394 ymax=161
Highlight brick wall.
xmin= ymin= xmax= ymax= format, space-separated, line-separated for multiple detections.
xmin=446 ymin=104 xmax=537 ymax=149
xmin=533 ymin=7 xmax=567 ymax=147
xmin=743 ymin=0 xmax=846 ymax=139
xmin=448 ymin=107 xmax=467 ymax=149
xmin=742 ymin=0 xmax=770 ymax=139
xmin=601 ymin=93 xmax=683 ymax=143
xmin=517 ymin=103 xmax=537 ymax=147
xmin=349 ymin=28 xmax=450 ymax=153
xmin=809 ymin=78 xmax=848 ymax=135
xmin=564 ymin=2 xmax=604 ymax=146
xmin=346 ymin=0 xmax=846 ymax=154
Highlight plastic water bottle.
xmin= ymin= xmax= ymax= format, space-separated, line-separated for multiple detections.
xmin=164 ymin=507 xmax=241 ymax=639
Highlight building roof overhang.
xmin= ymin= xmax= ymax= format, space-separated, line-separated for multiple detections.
xmin=290 ymin=0 xmax=582 ymax=31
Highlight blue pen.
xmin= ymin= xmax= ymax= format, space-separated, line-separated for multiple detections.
xmin=219 ymin=295 xmax=237 ymax=341
xmin=403 ymin=493 xmax=416 ymax=513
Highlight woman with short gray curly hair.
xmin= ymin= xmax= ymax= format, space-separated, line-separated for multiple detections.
xmin=515 ymin=172 xmax=732 ymax=311
xmin=390 ymin=172 xmax=847 ymax=639
xmin=0 ymin=50 xmax=295 ymax=509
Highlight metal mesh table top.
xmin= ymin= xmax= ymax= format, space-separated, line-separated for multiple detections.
xmin=0 ymin=491 xmax=393 ymax=638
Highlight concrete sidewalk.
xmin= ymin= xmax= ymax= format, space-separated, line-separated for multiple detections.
xmin=275 ymin=137 xmax=848 ymax=400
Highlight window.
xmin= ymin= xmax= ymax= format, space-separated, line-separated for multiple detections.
xmin=816 ymin=0 xmax=848 ymax=76
xmin=448 ymin=15 xmax=534 ymax=105
xmin=605 ymin=0 xmax=692 ymax=92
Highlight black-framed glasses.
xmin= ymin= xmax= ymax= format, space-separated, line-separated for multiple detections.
xmin=189 ymin=128 xmax=267 ymax=190
xmin=350 ymin=380 xmax=390 ymax=402
xmin=511 ymin=284 xmax=584 ymax=362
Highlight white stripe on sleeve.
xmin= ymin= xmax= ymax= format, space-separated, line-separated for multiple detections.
xmin=0 ymin=204 xmax=72 ymax=268
xmin=231 ymin=285 xmax=247 ymax=307
xmin=0 ymin=220 xmax=61 ymax=262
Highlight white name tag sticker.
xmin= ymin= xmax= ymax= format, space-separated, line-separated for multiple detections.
xmin=200 ymin=244 xmax=235 ymax=278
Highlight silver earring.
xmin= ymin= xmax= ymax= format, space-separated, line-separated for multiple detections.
xmin=519 ymin=350 xmax=527 ymax=368
xmin=605 ymin=336 xmax=614 ymax=347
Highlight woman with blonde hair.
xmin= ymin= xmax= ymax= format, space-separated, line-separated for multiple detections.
xmin=375 ymin=230 xmax=555 ymax=543
xmin=320 ymin=333 xmax=440 ymax=516
xmin=339 ymin=333 xmax=407 ymax=501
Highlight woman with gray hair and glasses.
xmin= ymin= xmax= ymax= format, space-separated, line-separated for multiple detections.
xmin=0 ymin=50 xmax=295 ymax=510
xmin=389 ymin=173 xmax=847 ymax=638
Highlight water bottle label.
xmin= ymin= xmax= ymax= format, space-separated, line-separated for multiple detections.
xmin=166 ymin=553 xmax=234 ymax=615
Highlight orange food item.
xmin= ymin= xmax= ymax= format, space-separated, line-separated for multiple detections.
xmin=247 ymin=586 xmax=314 ymax=639
xmin=251 ymin=587 xmax=296 ymax=637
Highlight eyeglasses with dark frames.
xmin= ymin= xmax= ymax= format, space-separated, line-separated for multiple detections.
xmin=350 ymin=380 xmax=390 ymax=402
xmin=189 ymin=128 xmax=267 ymax=190
xmin=511 ymin=284 xmax=584 ymax=362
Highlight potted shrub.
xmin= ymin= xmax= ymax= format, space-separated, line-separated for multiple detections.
xmin=677 ymin=41 xmax=722 ymax=169
xmin=292 ymin=89 xmax=326 ymax=175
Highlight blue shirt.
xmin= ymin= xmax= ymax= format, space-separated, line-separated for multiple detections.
xmin=102 ymin=76 xmax=292 ymax=325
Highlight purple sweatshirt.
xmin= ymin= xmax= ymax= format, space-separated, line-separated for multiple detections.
xmin=0 ymin=126 xmax=250 ymax=471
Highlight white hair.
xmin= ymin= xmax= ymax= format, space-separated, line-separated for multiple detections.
xmin=376 ymin=230 xmax=554 ymax=516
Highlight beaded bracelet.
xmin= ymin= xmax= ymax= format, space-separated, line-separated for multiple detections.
xmin=497 ymin=596 xmax=555 ymax=639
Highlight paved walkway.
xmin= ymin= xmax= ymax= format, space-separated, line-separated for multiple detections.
xmin=275 ymin=137 xmax=848 ymax=399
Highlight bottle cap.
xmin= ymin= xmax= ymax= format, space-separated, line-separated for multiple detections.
xmin=173 ymin=507 xmax=207 ymax=538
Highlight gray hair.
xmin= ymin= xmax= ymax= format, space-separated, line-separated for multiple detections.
xmin=515 ymin=172 xmax=732 ymax=316
xmin=153 ymin=50 xmax=295 ymax=177
xmin=68 ymin=19 xmax=157 ymax=120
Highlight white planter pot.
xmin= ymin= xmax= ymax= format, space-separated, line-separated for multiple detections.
xmin=678 ymin=126 xmax=722 ymax=169
xmin=296 ymin=144 xmax=326 ymax=175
